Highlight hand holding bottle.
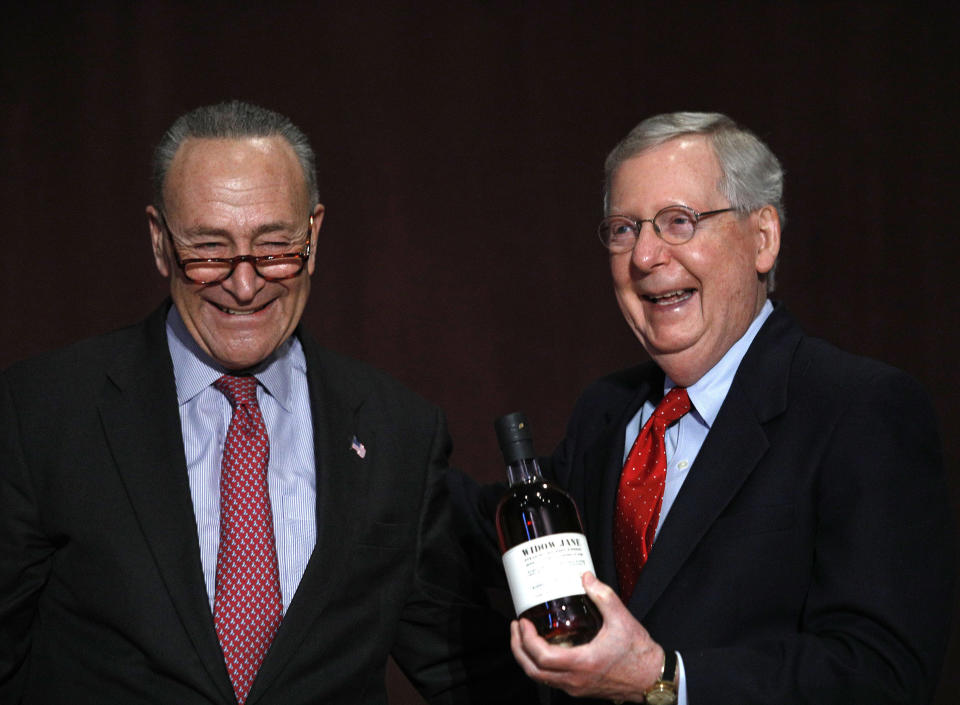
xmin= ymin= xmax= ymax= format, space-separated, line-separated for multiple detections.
xmin=509 ymin=571 xmax=668 ymax=703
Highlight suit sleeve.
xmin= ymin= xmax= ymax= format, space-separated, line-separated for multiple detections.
xmin=0 ymin=373 xmax=54 ymax=701
xmin=390 ymin=408 xmax=537 ymax=705
xmin=681 ymin=368 xmax=955 ymax=704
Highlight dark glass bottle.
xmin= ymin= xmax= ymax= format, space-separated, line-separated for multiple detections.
xmin=494 ymin=412 xmax=602 ymax=646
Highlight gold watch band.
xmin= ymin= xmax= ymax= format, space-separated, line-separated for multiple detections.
xmin=610 ymin=649 xmax=679 ymax=705
xmin=642 ymin=650 xmax=678 ymax=705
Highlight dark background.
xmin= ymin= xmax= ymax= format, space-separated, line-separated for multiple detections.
xmin=2 ymin=1 xmax=957 ymax=702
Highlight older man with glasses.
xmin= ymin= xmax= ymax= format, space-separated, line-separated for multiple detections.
xmin=0 ymin=100 xmax=532 ymax=705
xmin=497 ymin=112 xmax=955 ymax=705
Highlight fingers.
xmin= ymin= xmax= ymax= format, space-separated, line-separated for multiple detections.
xmin=512 ymin=617 xmax=592 ymax=670
xmin=508 ymin=578 xmax=664 ymax=703
xmin=510 ymin=619 xmax=564 ymax=684
xmin=512 ymin=619 xmax=562 ymax=668
xmin=509 ymin=621 xmax=532 ymax=676
xmin=510 ymin=618 xmax=595 ymax=696
xmin=582 ymin=571 xmax=626 ymax=620
xmin=582 ymin=572 xmax=613 ymax=609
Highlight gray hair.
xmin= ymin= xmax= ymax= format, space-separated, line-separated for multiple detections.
xmin=152 ymin=100 xmax=318 ymax=210
xmin=604 ymin=112 xmax=784 ymax=290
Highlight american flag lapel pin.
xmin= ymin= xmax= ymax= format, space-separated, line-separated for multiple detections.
xmin=350 ymin=435 xmax=367 ymax=459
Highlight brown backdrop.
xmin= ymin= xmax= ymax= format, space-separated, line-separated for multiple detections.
xmin=3 ymin=2 xmax=958 ymax=702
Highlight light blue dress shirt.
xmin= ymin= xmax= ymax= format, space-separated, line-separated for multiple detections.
xmin=166 ymin=306 xmax=317 ymax=613
xmin=620 ymin=300 xmax=773 ymax=704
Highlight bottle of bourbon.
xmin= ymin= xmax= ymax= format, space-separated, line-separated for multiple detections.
xmin=494 ymin=412 xmax=602 ymax=646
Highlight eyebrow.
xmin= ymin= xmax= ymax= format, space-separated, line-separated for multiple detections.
xmin=607 ymin=203 xmax=698 ymax=218
xmin=181 ymin=221 xmax=301 ymax=239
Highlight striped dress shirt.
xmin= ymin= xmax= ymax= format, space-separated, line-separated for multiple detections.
xmin=166 ymin=306 xmax=317 ymax=613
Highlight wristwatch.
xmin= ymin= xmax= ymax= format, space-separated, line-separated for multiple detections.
xmin=643 ymin=650 xmax=678 ymax=705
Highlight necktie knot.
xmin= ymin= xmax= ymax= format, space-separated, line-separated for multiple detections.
xmin=653 ymin=387 xmax=691 ymax=427
xmin=214 ymin=374 xmax=260 ymax=409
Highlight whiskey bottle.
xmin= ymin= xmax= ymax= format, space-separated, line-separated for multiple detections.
xmin=494 ymin=412 xmax=602 ymax=646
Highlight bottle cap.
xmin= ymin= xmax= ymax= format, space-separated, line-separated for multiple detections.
xmin=494 ymin=411 xmax=536 ymax=464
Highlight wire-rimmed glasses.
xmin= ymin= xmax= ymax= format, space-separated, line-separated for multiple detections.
xmin=598 ymin=205 xmax=735 ymax=253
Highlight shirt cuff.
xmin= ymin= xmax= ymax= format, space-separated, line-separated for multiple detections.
xmin=676 ymin=651 xmax=688 ymax=705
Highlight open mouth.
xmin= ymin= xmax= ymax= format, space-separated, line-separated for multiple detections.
xmin=211 ymin=300 xmax=273 ymax=316
xmin=644 ymin=289 xmax=695 ymax=305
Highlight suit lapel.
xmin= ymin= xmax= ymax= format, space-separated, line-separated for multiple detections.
xmin=97 ymin=306 xmax=235 ymax=703
xmin=627 ymin=305 xmax=801 ymax=619
xmin=627 ymin=383 xmax=769 ymax=617
xmin=583 ymin=378 xmax=656 ymax=588
xmin=247 ymin=332 xmax=370 ymax=702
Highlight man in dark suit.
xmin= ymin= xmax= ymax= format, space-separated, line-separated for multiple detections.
xmin=0 ymin=101 xmax=527 ymax=704
xmin=506 ymin=113 xmax=955 ymax=704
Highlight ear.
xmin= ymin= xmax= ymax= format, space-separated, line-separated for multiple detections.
xmin=146 ymin=205 xmax=171 ymax=278
xmin=306 ymin=203 xmax=325 ymax=276
xmin=754 ymin=205 xmax=781 ymax=275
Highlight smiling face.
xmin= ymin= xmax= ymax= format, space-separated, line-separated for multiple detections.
xmin=608 ymin=136 xmax=779 ymax=385
xmin=147 ymin=136 xmax=324 ymax=370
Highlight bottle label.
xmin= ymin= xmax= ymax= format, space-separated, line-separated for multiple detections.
xmin=502 ymin=532 xmax=596 ymax=616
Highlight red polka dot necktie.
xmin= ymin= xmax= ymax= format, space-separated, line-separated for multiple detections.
xmin=614 ymin=387 xmax=691 ymax=602
xmin=213 ymin=375 xmax=282 ymax=704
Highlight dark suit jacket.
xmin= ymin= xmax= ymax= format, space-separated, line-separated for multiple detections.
xmin=0 ymin=304 xmax=529 ymax=704
xmin=547 ymin=304 xmax=955 ymax=704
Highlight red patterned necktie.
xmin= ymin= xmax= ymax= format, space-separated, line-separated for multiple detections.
xmin=613 ymin=387 xmax=691 ymax=601
xmin=213 ymin=374 xmax=282 ymax=704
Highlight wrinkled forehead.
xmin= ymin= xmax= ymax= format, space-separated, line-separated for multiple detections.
xmin=163 ymin=136 xmax=310 ymax=213
xmin=609 ymin=136 xmax=724 ymax=210
xmin=624 ymin=135 xmax=720 ymax=177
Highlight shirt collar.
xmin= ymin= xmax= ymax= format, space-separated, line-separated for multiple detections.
xmin=165 ymin=305 xmax=305 ymax=412
xmin=664 ymin=299 xmax=773 ymax=429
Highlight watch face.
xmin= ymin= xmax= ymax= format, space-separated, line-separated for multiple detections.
xmin=645 ymin=687 xmax=678 ymax=705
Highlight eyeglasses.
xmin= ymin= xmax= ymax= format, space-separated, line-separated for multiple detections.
xmin=157 ymin=210 xmax=314 ymax=286
xmin=598 ymin=205 xmax=735 ymax=253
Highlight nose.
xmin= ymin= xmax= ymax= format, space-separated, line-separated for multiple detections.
xmin=630 ymin=219 xmax=670 ymax=271
xmin=220 ymin=259 xmax=265 ymax=302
